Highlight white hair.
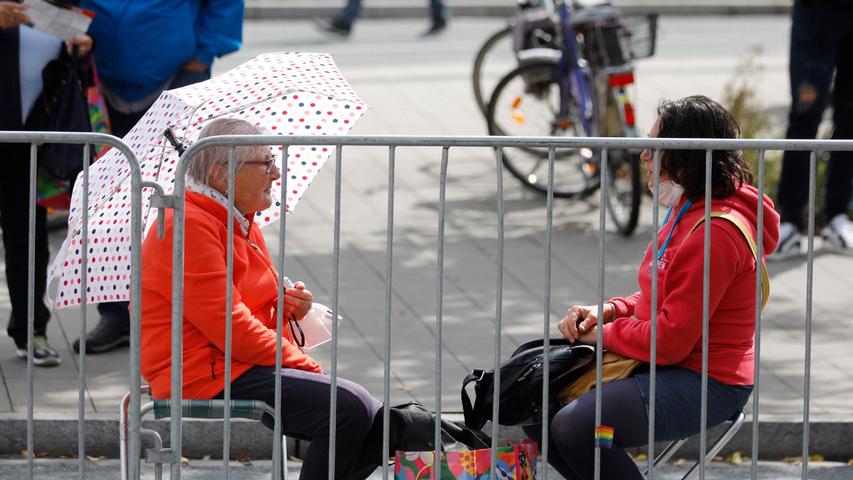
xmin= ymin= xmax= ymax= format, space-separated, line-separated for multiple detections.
xmin=186 ymin=118 xmax=268 ymax=185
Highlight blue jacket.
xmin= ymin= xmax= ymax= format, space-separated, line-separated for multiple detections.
xmin=80 ymin=0 xmax=243 ymax=102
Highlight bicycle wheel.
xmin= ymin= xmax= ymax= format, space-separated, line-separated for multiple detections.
xmin=487 ymin=60 xmax=598 ymax=198
xmin=601 ymin=90 xmax=641 ymax=236
xmin=604 ymin=148 xmax=640 ymax=236
xmin=472 ymin=25 xmax=514 ymax=117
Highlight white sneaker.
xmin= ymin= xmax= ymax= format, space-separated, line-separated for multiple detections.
xmin=822 ymin=214 xmax=853 ymax=253
xmin=768 ymin=221 xmax=802 ymax=261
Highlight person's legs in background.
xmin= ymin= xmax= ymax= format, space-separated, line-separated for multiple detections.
xmin=0 ymin=142 xmax=58 ymax=366
xmin=76 ymin=68 xmax=212 ymax=354
xmin=423 ymin=0 xmax=449 ymax=36
xmin=317 ymin=0 xmax=360 ymax=36
xmin=821 ymin=25 xmax=853 ymax=251
xmin=222 ymin=366 xmax=381 ymax=480
xmin=773 ymin=2 xmax=852 ymax=259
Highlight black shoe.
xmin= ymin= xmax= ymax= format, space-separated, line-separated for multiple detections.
xmin=73 ymin=318 xmax=129 ymax=354
xmin=422 ymin=19 xmax=447 ymax=36
xmin=16 ymin=336 xmax=61 ymax=367
xmin=315 ymin=17 xmax=351 ymax=37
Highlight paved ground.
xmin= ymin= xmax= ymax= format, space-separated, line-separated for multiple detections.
xmin=2 ymin=10 xmax=853 ymax=474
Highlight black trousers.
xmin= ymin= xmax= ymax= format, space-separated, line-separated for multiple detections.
xmin=0 ymin=142 xmax=51 ymax=347
xmin=777 ymin=1 xmax=853 ymax=228
xmin=217 ymin=366 xmax=382 ymax=480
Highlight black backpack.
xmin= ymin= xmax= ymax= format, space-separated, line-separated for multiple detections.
xmin=461 ymin=339 xmax=595 ymax=429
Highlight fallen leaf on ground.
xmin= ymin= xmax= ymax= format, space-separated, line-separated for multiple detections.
xmin=672 ymin=458 xmax=686 ymax=467
xmin=180 ymin=456 xmax=189 ymax=466
xmin=633 ymin=454 xmax=648 ymax=461
xmin=809 ymin=454 xmax=825 ymax=462
xmin=201 ymin=455 xmax=211 ymax=461
xmin=726 ymin=451 xmax=743 ymax=464
xmin=86 ymin=455 xmax=107 ymax=463
xmin=234 ymin=454 xmax=252 ymax=462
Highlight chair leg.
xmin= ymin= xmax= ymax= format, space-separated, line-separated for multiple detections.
xmin=679 ymin=412 xmax=746 ymax=480
xmin=645 ymin=438 xmax=688 ymax=475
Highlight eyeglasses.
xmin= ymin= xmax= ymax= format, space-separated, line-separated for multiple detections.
xmin=242 ymin=155 xmax=277 ymax=174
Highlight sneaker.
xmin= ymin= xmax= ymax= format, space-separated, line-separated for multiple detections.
xmin=72 ymin=318 xmax=129 ymax=354
xmin=315 ymin=17 xmax=351 ymax=37
xmin=421 ymin=18 xmax=448 ymax=36
xmin=768 ymin=221 xmax=802 ymax=261
xmin=822 ymin=213 xmax=853 ymax=253
xmin=16 ymin=336 xmax=61 ymax=367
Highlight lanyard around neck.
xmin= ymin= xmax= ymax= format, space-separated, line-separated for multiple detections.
xmin=656 ymin=199 xmax=693 ymax=261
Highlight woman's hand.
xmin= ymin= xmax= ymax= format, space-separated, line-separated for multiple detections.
xmin=557 ymin=303 xmax=612 ymax=343
xmin=284 ymin=281 xmax=313 ymax=321
xmin=65 ymin=34 xmax=93 ymax=57
xmin=0 ymin=2 xmax=28 ymax=29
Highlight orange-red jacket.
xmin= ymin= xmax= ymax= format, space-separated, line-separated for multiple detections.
xmin=141 ymin=191 xmax=321 ymax=400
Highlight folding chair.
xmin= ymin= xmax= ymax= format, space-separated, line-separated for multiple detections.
xmin=120 ymin=385 xmax=288 ymax=480
xmin=646 ymin=411 xmax=746 ymax=480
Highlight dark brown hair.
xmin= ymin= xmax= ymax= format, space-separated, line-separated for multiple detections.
xmin=656 ymin=95 xmax=753 ymax=200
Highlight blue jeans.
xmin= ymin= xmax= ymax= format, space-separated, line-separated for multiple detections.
xmin=340 ymin=0 xmax=447 ymax=27
xmin=98 ymin=66 xmax=211 ymax=329
xmin=524 ymin=366 xmax=752 ymax=480
xmin=777 ymin=1 xmax=853 ymax=228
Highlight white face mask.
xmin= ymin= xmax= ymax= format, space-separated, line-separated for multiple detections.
xmin=656 ymin=180 xmax=685 ymax=207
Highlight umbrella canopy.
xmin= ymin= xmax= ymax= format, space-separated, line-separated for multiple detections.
xmin=49 ymin=52 xmax=367 ymax=308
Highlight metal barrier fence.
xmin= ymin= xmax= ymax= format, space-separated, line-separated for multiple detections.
xmin=3 ymin=131 xmax=853 ymax=480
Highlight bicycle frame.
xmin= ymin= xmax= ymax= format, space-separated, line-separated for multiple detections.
xmin=555 ymin=0 xmax=595 ymax=136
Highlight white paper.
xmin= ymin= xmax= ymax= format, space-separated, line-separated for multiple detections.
xmin=24 ymin=0 xmax=91 ymax=40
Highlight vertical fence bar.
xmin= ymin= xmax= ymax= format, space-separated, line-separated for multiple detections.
xmin=801 ymin=150 xmax=817 ymax=479
xmin=130 ymin=142 xmax=145 ymax=480
xmin=328 ymin=145 xmax=343 ymax=480
xmin=170 ymin=158 xmax=188 ymax=480
xmin=541 ymin=146 xmax=556 ymax=480
xmin=490 ymin=147 xmax=505 ymax=480
xmin=223 ymin=147 xmax=236 ymax=477
xmin=78 ymin=143 xmax=91 ymax=479
xmin=594 ymin=149 xmax=609 ymax=480
xmin=382 ymin=146 xmax=396 ymax=480
xmin=274 ymin=146 xmax=289 ymax=480
xmin=751 ymin=150 xmax=766 ymax=480
xmin=27 ymin=143 xmax=37 ymax=478
xmin=700 ymin=150 xmax=713 ymax=479
xmin=647 ymin=149 xmax=661 ymax=478
xmin=433 ymin=146 xmax=449 ymax=479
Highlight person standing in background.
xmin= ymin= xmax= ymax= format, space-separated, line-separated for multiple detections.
xmin=72 ymin=0 xmax=244 ymax=354
xmin=771 ymin=0 xmax=853 ymax=259
xmin=1 ymin=0 xmax=92 ymax=366
xmin=317 ymin=0 xmax=449 ymax=37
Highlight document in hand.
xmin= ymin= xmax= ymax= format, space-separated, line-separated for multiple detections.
xmin=24 ymin=0 xmax=91 ymax=40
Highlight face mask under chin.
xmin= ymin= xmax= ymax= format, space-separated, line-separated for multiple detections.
xmin=654 ymin=180 xmax=685 ymax=207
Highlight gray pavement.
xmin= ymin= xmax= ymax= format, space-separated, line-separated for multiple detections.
xmin=3 ymin=11 xmax=853 ymax=473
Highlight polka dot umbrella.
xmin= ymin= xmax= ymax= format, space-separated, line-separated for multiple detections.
xmin=48 ymin=52 xmax=367 ymax=308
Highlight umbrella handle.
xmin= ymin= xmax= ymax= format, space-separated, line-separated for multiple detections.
xmin=164 ymin=128 xmax=185 ymax=156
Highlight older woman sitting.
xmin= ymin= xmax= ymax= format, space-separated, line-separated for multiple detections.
xmin=140 ymin=118 xmax=381 ymax=479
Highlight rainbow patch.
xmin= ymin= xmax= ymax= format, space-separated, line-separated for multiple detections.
xmin=594 ymin=425 xmax=614 ymax=449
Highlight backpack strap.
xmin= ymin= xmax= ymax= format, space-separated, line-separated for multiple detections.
xmin=685 ymin=212 xmax=771 ymax=310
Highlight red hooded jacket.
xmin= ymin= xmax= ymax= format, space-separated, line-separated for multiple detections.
xmin=140 ymin=192 xmax=322 ymax=400
xmin=603 ymin=184 xmax=779 ymax=385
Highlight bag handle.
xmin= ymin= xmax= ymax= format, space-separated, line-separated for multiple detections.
xmin=461 ymin=369 xmax=486 ymax=429
xmin=685 ymin=212 xmax=771 ymax=310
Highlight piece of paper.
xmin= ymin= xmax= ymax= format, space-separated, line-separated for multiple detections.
xmin=24 ymin=0 xmax=91 ymax=40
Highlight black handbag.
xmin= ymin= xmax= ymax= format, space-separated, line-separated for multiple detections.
xmin=25 ymin=46 xmax=92 ymax=181
xmin=461 ymin=339 xmax=595 ymax=429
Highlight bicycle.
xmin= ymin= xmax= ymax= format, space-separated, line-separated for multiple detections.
xmin=483 ymin=0 xmax=657 ymax=236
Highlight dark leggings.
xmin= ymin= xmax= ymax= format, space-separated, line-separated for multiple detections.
xmin=524 ymin=378 xmax=648 ymax=480
xmin=218 ymin=366 xmax=382 ymax=480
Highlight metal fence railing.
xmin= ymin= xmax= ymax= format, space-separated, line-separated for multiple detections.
xmin=3 ymin=131 xmax=853 ymax=480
